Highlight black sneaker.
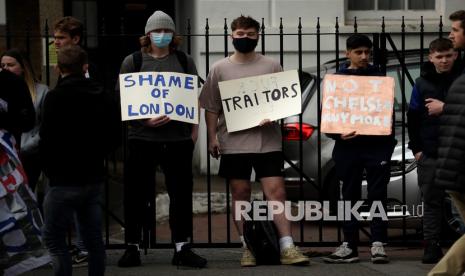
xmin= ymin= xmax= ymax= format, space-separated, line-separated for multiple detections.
xmin=422 ymin=240 xmax=443 ymax=264
xmin=322 ymin=242 xmax=359 ymax=263
xmin=172 ymin=244 xmax=207 ymax=268
xmin=117 ymin=245 xmax=141 ymax=267
xmin=72 ymin=250 xmax=88 ymax=267
xmin=371 ymin=241 xmax=389 ymax=264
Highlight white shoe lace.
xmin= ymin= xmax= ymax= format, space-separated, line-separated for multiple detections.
xmin=371 ymin=243 xmax=386 ymax=256
xmin=333 ymin=242 xmax=352 ymax=257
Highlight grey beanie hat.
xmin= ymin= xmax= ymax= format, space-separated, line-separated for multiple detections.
xmin=145 ymin=10 xmax=175 ymax=34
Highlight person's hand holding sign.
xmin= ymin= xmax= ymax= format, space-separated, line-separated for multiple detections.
xmin=340 ymin=131 xmax=358 ymax=140
xmin=145 ymin=115 xmax=171 ymax=127
xmin=425 ymin=98 xmax=444 ymax=116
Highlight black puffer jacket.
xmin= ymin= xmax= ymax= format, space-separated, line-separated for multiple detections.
xmin=435 ymin=74 xmax=465 ymax=192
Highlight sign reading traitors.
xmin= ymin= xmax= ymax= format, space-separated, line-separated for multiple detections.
xmin=218 ymin=70 xmax=301 ymax=132
xmin=320 ymin=74 xmax=395 ymax=135
xmin=119 ymin=72 xmax=198 ymax=124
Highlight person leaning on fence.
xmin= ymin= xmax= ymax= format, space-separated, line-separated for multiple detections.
xmin=322 ymin=34 xmax=396 ymax=265
xmin=40 ymin=45 xmax=120 ymax=276
xmin=199 ymin=15 xmax=309 ymax=267
xmin=407 ymin=37 xmax=462 ymax=264
xmin=115 ymin=10 xmax=207 ymax=269
xmin=1 ymin=48 xmax=49 ymax=193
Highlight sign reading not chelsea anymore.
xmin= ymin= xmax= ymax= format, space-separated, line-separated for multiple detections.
xmin=218 ymin=70 xmax=302 ymax=132
xmin=119 ymin=72 xmax=198 ymax=124
xmin=320 ymin=74 xmax=395 ymax=135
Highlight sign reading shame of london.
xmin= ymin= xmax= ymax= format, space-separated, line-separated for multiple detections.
xmin=218 ymin=70 xmax=301 ymax=132
xmin=119 ymin=72 xmax=198 ymax=124
xmin=321 ymin=74 xmax=395 ymax=135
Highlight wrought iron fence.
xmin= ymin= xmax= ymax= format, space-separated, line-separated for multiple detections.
xmin=1 ymin=15 xmax=460 ymax=249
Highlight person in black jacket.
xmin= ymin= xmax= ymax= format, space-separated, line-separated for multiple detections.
xmin=407 ymin=38 xmax=461 ymax=264
xmin=40 ymin=45 xmax=120 ymax=276
xmin=428 ymin=10 xmax=465 ymax=276
xmin=323 ymin=34 xmax=396 ymax=265
xmin=0 ymin=69 xmax=35 ymax=147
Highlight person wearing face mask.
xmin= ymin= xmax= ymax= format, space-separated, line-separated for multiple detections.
xmin=40 ymin=45 xmax=120 ymax=276
xmin=115 ymin=10 xmax=206 ymax=269
xmin=199 ymin=15 xmax=309 ymax=267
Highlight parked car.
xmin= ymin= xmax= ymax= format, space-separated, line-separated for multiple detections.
xmin=283 ymin=51 xmax=464 ymax=236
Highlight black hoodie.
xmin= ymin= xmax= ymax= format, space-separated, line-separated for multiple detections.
xmin=40 ymin=74 xmax=120 ymax=186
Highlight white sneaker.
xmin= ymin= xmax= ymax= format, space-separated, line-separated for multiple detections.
xmin=371 ymin=241 xmax=389 ymax=264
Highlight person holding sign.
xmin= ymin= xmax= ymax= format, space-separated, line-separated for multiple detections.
xmin=116 ymin=10 xmax=206 ymax=269
xmin=200 ymin=15 xmax=309 ymax=267
xmin=323 ymin=34 xmax=396 ymax=264
xmin=407 ymin=38 xmax=461 ymax=264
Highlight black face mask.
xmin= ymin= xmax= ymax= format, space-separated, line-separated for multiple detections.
xmin=232 ymin=37 xmax=258 ymax=53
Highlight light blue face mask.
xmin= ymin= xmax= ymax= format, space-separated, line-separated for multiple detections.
xmin=150 ymin=32 xmax=173 ymax=48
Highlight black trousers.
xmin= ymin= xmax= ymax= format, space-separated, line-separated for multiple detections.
xmin=124 ymin=139 xmax=194 ymax=245
xmin=335 ymin=153 xmax=390 ymax=251
xmin=417 ymin=155 xmax=444 ymax=241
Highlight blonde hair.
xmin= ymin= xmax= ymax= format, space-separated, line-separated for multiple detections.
xmin=1 ymin=48 xmax=38 ymax=103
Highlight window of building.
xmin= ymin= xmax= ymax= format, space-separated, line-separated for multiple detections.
xmin=348 ymin=0 xmax=435 ymax=11
xmin=346 ymin=0 xmax=439 ymax=24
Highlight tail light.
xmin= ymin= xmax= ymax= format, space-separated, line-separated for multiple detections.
xmin=283 ymin=123 xmax=314 ymax=141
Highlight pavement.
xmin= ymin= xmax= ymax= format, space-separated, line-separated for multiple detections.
xmin=23 ymin=169 xmax=441 ymax=275
xmin=23 ymin=246 xmax=436 ymax=276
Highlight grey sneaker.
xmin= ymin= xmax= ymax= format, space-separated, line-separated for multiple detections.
xmin=323 ymin=242 xmax=359 ymax=263
xmin=371 ymin=241 xmax=389 ymax=264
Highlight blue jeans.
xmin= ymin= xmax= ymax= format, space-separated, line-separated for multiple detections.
xmin=43 ymin=184 xmax=105 ymax=276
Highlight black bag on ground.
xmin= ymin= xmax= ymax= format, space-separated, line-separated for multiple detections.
xmin=243 ymin=201 xmax=281 ymax=265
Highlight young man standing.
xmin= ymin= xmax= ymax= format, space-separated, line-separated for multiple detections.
xmin=40 ymin=45 xmax=120 ymax=276
xmin=54 ymin=16 xmax=100 ymax=80
xmin=52 ymin=16 xmax=91 ymax=266
xmin=323 ymin=34 xmax=396 ymax=264
xmin=116 ymin=10 xmax=206 ymax=269
xmin=407 ymin=38 xmax=461 ymax=264
xmin=449 ymin=10 xmax=465 ymax=53
xmin=199 ymin=15 xmax=309 ymax=267
xmin=428 ymin=10 xmax=465 ymax=276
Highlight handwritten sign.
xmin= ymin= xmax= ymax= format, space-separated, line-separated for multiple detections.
xmin=119 ymin=72 xmax=198 ymax=124
xmin=218 ymin=70 xmax=301 ymax=132
xmin=320 ymin=74 xmax=395 ymax=135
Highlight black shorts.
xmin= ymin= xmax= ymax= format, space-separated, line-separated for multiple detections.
xmin=218 ymin=151 xmax=284 ymax=180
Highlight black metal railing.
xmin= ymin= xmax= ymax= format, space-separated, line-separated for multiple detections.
xmin=0 ymin=15 xmax=458 ymax=249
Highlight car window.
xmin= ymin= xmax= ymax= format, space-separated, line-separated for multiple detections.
xmin=387 ymin=64 xmax=420 ymax=112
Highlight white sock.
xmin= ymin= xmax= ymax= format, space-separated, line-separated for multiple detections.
xmin=239 ymin=235 xmax=247 ymax=248
xmin=175 ymin=242 xmax=187 ymax=252
xmin=279 ymin=236 xmax=294 ymax=252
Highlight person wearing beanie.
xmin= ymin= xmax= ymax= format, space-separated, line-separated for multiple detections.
xmin=116 ymin=10 xmax=207 ymax=269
